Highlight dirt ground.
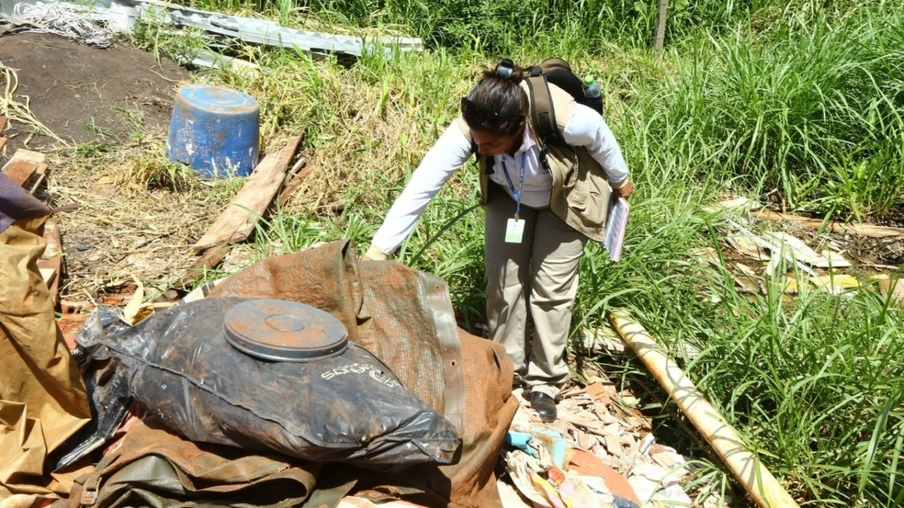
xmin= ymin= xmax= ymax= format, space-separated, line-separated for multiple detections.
xmin=0 ymin=33 xmax=227 ymax=301
xmin=0 ymin=33 xmax=185 ymax=154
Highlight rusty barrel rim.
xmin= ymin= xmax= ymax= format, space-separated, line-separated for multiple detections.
xmin=223 ymin=299 xmax=348 ymax=362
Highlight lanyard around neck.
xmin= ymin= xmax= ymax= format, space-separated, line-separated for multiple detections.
xmin=501 ymin=151 xmax=528 ymax=220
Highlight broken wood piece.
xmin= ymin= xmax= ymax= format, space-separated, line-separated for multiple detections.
xmin=1 ymin=149 xmax=45 ymax=187
xmin=193 ymin=135 xmax=303 ymax=252
xmin=0 ymin=115 xmax=6 ymax=132
xmin=279 ymin=159 xmax=311 ymax=208
xmin=608 ymin=311 xmax=800 ymax=508
xmin=765 ymin=232 xmax=851 ymax=268
xmin=755 ymin=210 xmax=904 ymax=239
xmin=171 ymin=244 xmax=233 ymax=291
xmin=29 ymin=163 xmax=48 ymax=194
xmin=0 ymin=137 xmax=6 ymax=151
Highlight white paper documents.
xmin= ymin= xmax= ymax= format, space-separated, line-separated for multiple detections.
xmin=604 ymin=197 xmax=630 ymax=262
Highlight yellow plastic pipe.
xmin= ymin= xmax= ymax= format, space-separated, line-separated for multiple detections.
xmin=608 ymin=311 xmax=799 ymax=508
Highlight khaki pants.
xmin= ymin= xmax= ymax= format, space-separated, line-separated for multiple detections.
xmin=484 ymin=185 xmax=587 ymax=398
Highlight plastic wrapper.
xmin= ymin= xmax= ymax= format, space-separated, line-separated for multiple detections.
xmin=103 ymin=297 xmax=461 ymax=471
xmin=48 ymin=307 xmax=133 ymax=471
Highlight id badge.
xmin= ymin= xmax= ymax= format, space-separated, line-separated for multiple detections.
xmin=505 ymin=218 xmax=525 ymax=244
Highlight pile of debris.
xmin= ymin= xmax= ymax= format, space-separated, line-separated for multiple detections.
xmin=699 ymin=198 xmax=904 ymax=303
xmin=0 ymin=129 xmax=633 ymax=508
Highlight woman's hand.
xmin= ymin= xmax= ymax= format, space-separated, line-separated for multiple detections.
xmin=612 ymin=180 xmax=633 ymax=200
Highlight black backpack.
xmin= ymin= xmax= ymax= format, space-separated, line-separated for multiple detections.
xmin=524 ymin=58 xmax=604 ymax=147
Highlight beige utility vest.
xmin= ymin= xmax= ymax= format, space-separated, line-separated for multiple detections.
xmin=457 ymin=82 xmax=612 ymax=242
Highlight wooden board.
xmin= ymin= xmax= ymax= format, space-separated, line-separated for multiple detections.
xmin=29 ymin=163 xmax=48 ymax=194
xmin=170 ymin=244 xmax=233 ymax=292
xmin=278 ymin=159 xmax=310 ymax=207
xmin=193 ymin=135 xmax=302 ymax=252
xmin=0 ymin=115 xmax=7 ymax=132
xmin=755 ymin=210 xmax=904 ymax=239
xmin=1 ymin=149 xmax=45 ymax=187
xmin=0 ymin=138 xmax=6 ymax=152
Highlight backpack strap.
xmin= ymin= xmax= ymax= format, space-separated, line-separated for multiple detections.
xmin=524 ymin=75 xmax=564 ymax=147
xmin=524 ymin=75 xmax=562 ymax=173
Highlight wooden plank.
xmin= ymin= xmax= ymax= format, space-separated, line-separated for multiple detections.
xmin=755 ymin=210 xmax=904 ymax=239
xmin=0 ymin=115 xmax=7 ymax=132
xmin=278 ymin=158 xmax=310 ymax=208
xmin=193 ymin=135 xmax=302 ymax=252
xmin=0 ymin=138 xmax=6 ymax=151
xmin=29 ymin=163 xmax=48 ymax=194
xmin=1 ymin=149 xmax=45 ymax=187
xmin=171 ymin=244 xmax=232 ymax=291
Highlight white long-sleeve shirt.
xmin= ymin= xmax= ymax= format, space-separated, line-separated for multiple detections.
xmin=371 ymin=104 xmax=630 ymax=255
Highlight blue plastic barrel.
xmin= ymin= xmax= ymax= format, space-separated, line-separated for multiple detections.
xmin=166 ymin=85 xmax=260 ymax=178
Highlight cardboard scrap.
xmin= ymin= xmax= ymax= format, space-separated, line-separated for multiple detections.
xmin=810 ymin=274 xmax=860 ymax=294
xmin=879 ymin=278 xmax=904 ymax=306
xmin=765 ymin=232 xmax=851 ymax=268
xmin=726 ymin=234 xmax=771 ymax=261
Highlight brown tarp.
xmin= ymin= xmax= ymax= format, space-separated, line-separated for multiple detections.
xmin=209 ymin=240 xmax=519 ymax=507
xmin=68 ymin=418 xmax=319 ymax=508
xmin=1 ymin=216 xmax=91 ymax=500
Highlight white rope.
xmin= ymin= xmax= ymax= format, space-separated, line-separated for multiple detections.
xmin=12 ymin=2 xmax=115 ymax=48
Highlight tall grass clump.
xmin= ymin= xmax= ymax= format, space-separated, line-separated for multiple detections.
xmin=634 ymin=7 xmax=904 ymax=219
xmin=688 ymin=270 xmax=904 ymax=505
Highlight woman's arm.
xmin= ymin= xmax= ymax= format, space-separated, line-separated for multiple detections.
xmin=561 ymin=104 xmax=631 ymax=195
xmin=367 ymin=120 xmax=474 ymax=259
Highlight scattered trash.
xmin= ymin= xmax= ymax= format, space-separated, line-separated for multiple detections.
xmin=764 ymin=231 xmax=851 ymax=269
xmin=703 ymin=196 xmax=761 ymax=214
xmin=12 ymin=2 xmax=115 ymax=47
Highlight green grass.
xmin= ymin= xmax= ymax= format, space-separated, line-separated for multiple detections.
xmin=128 ymin=1 xmax=904 ymax=504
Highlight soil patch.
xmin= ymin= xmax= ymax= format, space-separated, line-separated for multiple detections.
xmin=0 ymin=32 xmax=186 ymax=154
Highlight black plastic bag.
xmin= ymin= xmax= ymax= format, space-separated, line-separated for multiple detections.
xmin=104 ymin=297 xmax=461 ymax=471
xmin=48 ymin=307 xmax=133 ymax=471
